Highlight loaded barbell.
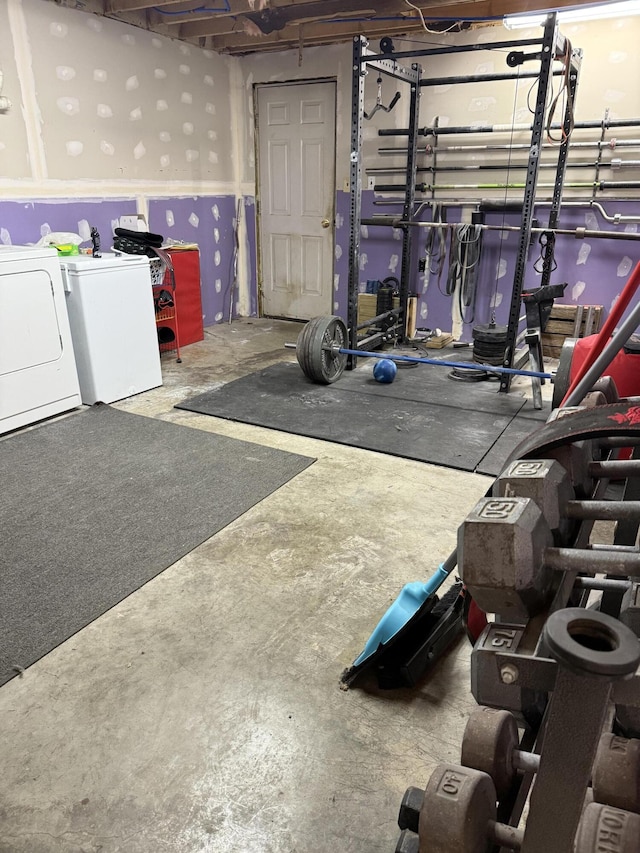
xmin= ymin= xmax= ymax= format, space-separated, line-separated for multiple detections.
xmin=287 ymin=315 xmax=553 ymax=385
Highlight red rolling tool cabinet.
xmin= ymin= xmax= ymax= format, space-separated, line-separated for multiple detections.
xmin=166 ymin=248 xmax=204 ymax=347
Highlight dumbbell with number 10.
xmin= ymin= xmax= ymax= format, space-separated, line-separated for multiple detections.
xmin=460 ymin=706 xmax=640 ymax=811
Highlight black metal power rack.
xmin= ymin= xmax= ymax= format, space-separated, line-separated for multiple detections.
xmin=347 ymin=15 xmax=582 ymax=404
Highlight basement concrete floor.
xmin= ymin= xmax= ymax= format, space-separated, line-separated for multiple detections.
xmin=0 ymin=320 xmax=543 ymax=853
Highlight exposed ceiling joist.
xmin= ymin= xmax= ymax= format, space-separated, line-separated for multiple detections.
xmin=95 ymin=0 xmax=599 ymax=56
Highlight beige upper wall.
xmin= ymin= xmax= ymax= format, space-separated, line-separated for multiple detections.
xmin=2 ymin=0 xmax=236 ymax=189
xmin=2 ymin=4 xmax=640 ymax=198
xmin=240 ymin=18 xmax=640 ymax=200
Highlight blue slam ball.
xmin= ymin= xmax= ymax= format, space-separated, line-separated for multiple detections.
xmin=373 ymin=358 xmax=398 ymax=384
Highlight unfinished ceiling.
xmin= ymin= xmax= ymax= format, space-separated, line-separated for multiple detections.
xmin=100 ymin=0 xmax=597 ymax=56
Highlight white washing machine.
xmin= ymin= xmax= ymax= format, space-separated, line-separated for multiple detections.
xmin=59 ymin=253 xmax=162 ymax=405
xmin=0 ymin=245 xmax=81 ymax=435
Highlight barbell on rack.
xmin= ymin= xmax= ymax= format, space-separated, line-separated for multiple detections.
xmin=286 ymin=315 xmax=553 ymax=386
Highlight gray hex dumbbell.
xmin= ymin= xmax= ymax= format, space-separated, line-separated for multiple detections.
xmin=544 ymin=439 xmax=594 ymax=500
xmin=494 ymin=458 xmax=576 ymax=546
xmin=458 ymin=496 xmax=554 ymax=620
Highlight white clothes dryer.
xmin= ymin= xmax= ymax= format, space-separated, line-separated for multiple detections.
xmin=0 ymin=245 xmax=81 ymax=435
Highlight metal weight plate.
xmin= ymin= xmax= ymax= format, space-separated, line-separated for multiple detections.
xmin=472 ymin=323 xmax=508 ymax=344
xmin=296 ymin=315 xmax=348 ymax=384
xmin=552 ymin=337 xmax=577 ymax=409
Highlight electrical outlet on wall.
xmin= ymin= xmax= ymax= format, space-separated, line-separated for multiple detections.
xmin=367 ymin=177 xmax=376 ymax=190
xmin=343 ymin=178 xmax=350 ymax=192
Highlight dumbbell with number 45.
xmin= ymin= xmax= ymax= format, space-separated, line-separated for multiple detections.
xmin=408 ymin=762 xmax=640 ymax=853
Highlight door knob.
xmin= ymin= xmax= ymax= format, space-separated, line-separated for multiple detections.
xmin=321 ymin=218 xmax=332 ymax=228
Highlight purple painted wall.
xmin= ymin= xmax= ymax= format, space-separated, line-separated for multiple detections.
xmin=0 ymin=195 xmax=251 ymax=330
xmin=244 ymin=197 xmax=258 ymax=319
xmin=3 ymin=193 xmax=637 ymax=336
xmin=333 ymin=191 xmax=640 ymax=339
xmin=0 ymin=199 xmax=137 ymax=250
xmin=148 ymin=195 xmax=238 ymax=327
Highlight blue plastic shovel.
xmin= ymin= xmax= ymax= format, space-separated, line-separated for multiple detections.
xmin=351 ymin=550 xmax=458 ymax=667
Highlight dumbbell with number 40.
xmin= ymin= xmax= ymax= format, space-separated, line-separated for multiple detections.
xmin=399 ymin=762 xmax=640 ymax=853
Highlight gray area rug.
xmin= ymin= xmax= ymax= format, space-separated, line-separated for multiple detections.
xmin=177 ymin=361 xmax=550 ymax=475
xmin=0 ymin=405 xmax=314 ymax=686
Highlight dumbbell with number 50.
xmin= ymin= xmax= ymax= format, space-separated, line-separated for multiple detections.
xmin=459 ymin=458 xmax=640 ymax=620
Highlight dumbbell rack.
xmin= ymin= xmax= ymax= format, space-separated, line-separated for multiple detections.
xmin=395 ymin=397 xmax=640 ymax=853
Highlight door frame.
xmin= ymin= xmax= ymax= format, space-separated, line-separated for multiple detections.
xmin=253 ymin=77 xmax=337 ymax=320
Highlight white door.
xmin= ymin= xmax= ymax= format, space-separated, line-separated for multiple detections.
xmin=257 ymin=81 xmax=336 ymax=320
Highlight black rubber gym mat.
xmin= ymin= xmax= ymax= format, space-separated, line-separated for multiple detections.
xmin=177 ymin=361 xmax=548 ymax=475
xmin=475 ymin=405 xmax=552 ymax=477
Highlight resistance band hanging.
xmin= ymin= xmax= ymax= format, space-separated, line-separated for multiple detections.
xmin=364 ymin=76 xmax=401 ymax=121
xmin=534 ymin=230 xmax=558 ymax=275
xmin=424 ymin=203 xmax=447 ymax=290
xmin=445 ymin=223 xmax=483 ymax=325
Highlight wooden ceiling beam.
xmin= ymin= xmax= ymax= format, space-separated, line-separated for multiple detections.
xmin=210 ymin=18 xmax=428 ymax=53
